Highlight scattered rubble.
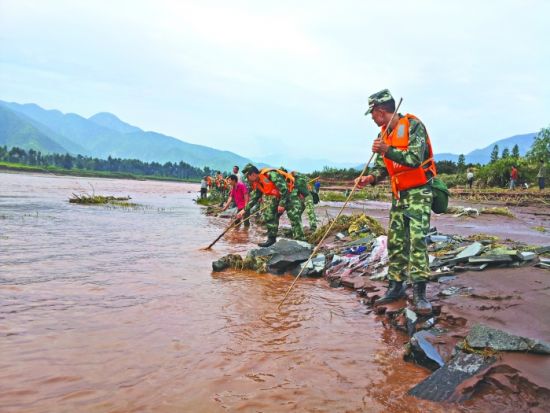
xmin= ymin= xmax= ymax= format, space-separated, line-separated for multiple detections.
xmin=210 ymin=212 xmax=550 ymax=406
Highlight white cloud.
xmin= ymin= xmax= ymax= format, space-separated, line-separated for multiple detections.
xmin=1 ymin=0 xmax=549 ymax=163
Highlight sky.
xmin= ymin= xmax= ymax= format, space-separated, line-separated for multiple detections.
xmin=1 ymin=0 xmax=549 ymax=166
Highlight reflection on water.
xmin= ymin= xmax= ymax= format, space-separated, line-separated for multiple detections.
xmin=0 ymin=172 xmax=451 ymax=412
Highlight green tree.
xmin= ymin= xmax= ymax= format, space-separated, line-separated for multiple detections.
xmin=511 ymin=144 xmax=520 ymax=158
xmin=527 ymin=125 xmax=550 ymax=163
xmin=501 ymin=147 xmax=510 ymax=159
xmin=490 ymin=145 xmax=499 ymax=163
xmin=457 ymin=154 xmax=466 ymax=172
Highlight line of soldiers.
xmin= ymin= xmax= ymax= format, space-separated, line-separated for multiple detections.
xmin=206 ymin=164 xmax=319 ymax=248
xmin=235 ymin=165 xmax=318 ymax=247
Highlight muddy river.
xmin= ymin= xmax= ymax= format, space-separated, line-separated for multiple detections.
xmin=0 ymin=172 xmax=479 ymax=412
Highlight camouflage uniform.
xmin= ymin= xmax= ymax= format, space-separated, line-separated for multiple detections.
xmin=244 ymin=170 xmax=305 ymax=240
xmin=369 ymin=114 xmax=433 ymax=284
xmin=292 ymin=172 xmax=317 ymax=230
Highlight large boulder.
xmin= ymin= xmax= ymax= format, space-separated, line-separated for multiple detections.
xmin=247 ymin=239 xmax=313 ymax=274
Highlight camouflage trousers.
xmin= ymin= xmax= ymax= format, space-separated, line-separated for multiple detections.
xmin=387 ymin=185 xmax=432 ymax=283
xmin=300 ymin=194 xmax=317 ymax=230
xmin=263 ymin=193 xmax=305 ymax=240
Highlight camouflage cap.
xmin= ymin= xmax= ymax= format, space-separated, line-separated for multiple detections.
xmin=364 ymin=89 xmax=394 ymax=115
xmin=241 ymin=163 xmax=255 ymax=175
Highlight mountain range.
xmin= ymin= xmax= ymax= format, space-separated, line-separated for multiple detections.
xmin=0 ymin=101 xmax=254 ymax=171
xmin=434 ymin=133 xmax=537 ymax=164
xmin=0 ymin=99 xmax=538 ymax=171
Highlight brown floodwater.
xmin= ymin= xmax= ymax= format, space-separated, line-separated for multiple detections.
xmin=0 ymin=172 xmax=460 ymax=413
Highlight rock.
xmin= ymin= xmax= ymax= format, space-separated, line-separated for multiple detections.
xmin=406 ymin=330 xmax=445 ymax=371
xmin=405 ymin=308 xmax=418 ymax=336
xmin=212 ymin=259 xmax=229 ymax=272
xmin=466 ymin=324 xmax=550 ymax=354
xmin=292 ymin=254 xmax=326 ymax=277
xmin=247 ymin=239 xmax=313 ymax=274
xmin=212 ymin=254 xmax=243 ymax=272
xmin=408 ymin=351 xmax=496 ymax=402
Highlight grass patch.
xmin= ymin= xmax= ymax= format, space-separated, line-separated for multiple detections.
xmin=319 ymin=188 xmax=390 ymax=202
xmin=480 ymin=206 xmax=514 ymax=217
xmin=69 ymin=193 xmax=135 ymax=206
xmin=532 ymin=226 xmax=547 ymax=233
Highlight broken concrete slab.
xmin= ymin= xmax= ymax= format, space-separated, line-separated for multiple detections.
xmin=406 ymin=330 xmax=445 ymax=371
xmin=454 ymin=263 xmax=489 ymax=272
xmin=292 ymin=254 xmax=326 ymax=277
xmin=447 ymin=242 xmax=483 ymax=265
xmin=516 ymin=251 xmax=537 ymax=261
xmin=466 ymin=324 xmax=550 ymax=354
xmin=408 ymin=351 xmax=496 ymax=402
xmin=468 ymin=255 xmax=514 ymax=264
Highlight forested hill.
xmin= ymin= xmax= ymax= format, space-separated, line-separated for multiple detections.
xmin=0 ymin=100 xmax=254 ymax=172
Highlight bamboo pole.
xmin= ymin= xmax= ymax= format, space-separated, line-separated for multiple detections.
xmin=202 ymin=204 xmax=269 ymax=250
xmin=277 ymin=98 xmax=403 ymax=310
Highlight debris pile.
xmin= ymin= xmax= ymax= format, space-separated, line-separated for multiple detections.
xmin=212 ymin=239 xmax=314 ymax=275
xmin=69 ymin=193 xmax=132 ymax=204
xmin=446 ymin=205 xmax=514 ymax=218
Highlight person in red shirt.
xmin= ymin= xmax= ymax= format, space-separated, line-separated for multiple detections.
xmin=510 ymin=166 xmax=519 ymax=190
xmin=221 ymin=174 xmax=249 ymax=224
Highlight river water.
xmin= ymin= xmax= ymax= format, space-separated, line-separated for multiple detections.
xmin=0 ymin=172 xmax=455 ymax=413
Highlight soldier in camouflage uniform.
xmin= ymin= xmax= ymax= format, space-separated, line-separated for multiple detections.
xmin=291 ymin=171 xmax=317 ymax=231
xmin=356 ymin=89 xmax=436 ymax=315
xmin=237 ymin=164 xmax=305 ymax=247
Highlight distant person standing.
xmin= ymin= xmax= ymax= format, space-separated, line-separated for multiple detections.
xmin=537 ymin=159 xmax=546 ymax=190
xmin=313 ymin=178 xmax=321 ymax=194
xmin=200 ymin=176 xmax=208 ymax=199
xmin=466 ymin=168 xmax=474 ymax=189
xmin=509 ymin=165 xmax=518 ymax=190
xmin=232 ymin=165 xmax=242 ymax=182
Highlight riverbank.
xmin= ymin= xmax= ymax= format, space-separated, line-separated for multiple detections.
xmin=0 ymin=161 xmax=200 ymax=183
xmin=309 ymin=199 xmax=550 ymax=410
xmin=210 ymin=197 xmax=550 ymax=410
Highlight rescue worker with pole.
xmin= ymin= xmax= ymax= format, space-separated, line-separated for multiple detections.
xmin=355 ymin=89 xmax=437 ymax=315
xmin=237 ymin=164 xmax=305 ymax=247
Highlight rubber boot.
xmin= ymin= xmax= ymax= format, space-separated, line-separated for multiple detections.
xmin=412 ymin=282 xmax=432 ymax=315
xmin=374 ymin=280 xmax=406 ymax=305
xmin=258 ymin=236 xmax=276 ymax=248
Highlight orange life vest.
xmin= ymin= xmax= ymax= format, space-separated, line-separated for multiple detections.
xmin=206 ymin=176 xmax=212 ymax=187
xmin=381 ymin=114 xmax=437 ymax=198
xmin=215 ymin=175 xmax=226 ymax=189
xmin=252 ymin=168 xmax=295 ymax=198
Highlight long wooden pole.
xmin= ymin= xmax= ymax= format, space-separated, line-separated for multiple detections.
xmin=203 ymin=204 xmax=269 ymax=250
xmin=277 ymin=98 xmax=403 ymax=310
